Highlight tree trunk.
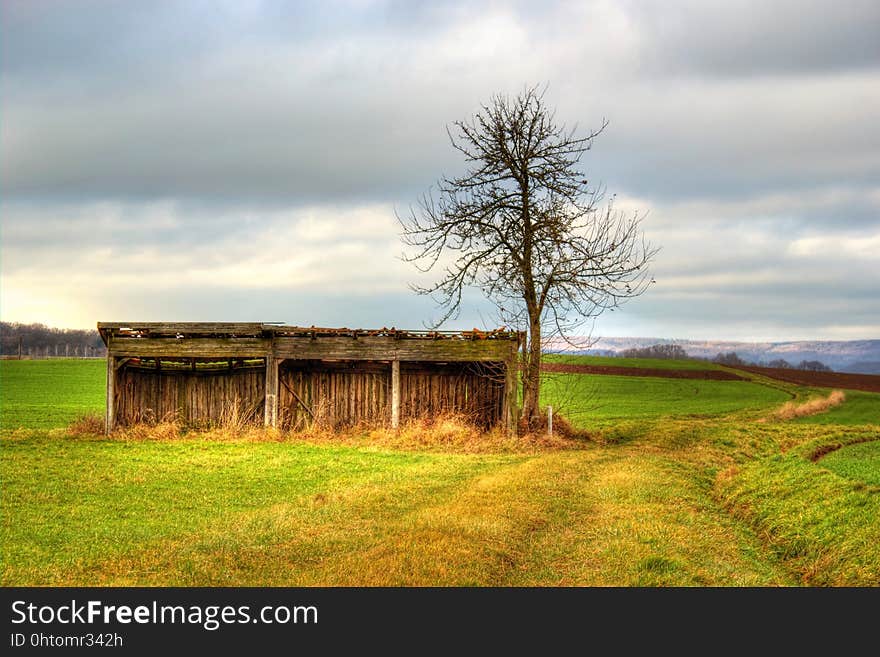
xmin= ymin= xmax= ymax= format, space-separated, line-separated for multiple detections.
xmin=521 ymin=312 xmax=542 ymax=429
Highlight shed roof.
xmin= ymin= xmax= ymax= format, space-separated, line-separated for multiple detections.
xmin=97 ymin=322 xmax=521 ymax=347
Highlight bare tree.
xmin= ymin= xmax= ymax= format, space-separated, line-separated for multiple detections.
xmin=399 ymin=86 xmax=656 ymax=429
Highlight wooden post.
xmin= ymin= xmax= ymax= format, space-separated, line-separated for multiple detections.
xmin=547 ymin=405 xmax=553 ymax=437
xmin=391 ymin=359 xmax=400 ymax=429
xmin=264 ymin=357 xmax=279 ymax=428
xmin=105 ymin=353 xmax=116 ymax=434
xmin=505 ymin=340 xmax=520 ymax=437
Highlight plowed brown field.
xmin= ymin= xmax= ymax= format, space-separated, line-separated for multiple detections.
xmin=733 ymin=366 xmax=880 ymax=393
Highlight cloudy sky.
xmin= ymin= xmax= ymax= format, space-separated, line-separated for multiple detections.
xmin=2 ymin=0 xmax=878 ymax=341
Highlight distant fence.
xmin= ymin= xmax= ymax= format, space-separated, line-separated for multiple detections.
xmin=0 ymin=344 xmax=107 ymax=359
xmin=0 ymin=355 xmax=105 ymax=360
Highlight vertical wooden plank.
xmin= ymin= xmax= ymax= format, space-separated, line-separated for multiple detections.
xmin=264 ymin=357 xmax=279 ymax=428
xmin=105 ymin=353 xmax=116 ymax=434
xmin=505 ymin=348 xmax=519 ymax=437
xmin=391 ymin=359 xmax=400 ymax=429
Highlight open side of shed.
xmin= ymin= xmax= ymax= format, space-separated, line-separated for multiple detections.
xmin=98 ymin=323 xmax=522 ymax=434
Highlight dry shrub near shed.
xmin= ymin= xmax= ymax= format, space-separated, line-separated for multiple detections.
xmin=109 ymin=420 xmax=287 ymax=443
xmin=92 ymin=407 xmax=590 ymax=453
xmin=116 ymin=418 xmax=183 ymax=441
xmin=66 ymin=413 xmax=105 ymax=436
xmin=519 ymin=408 xmax=586 ymax=440
xmin=216 ymin=397 xmax=264 ymax=431
xmin=290 ymin=412 xmax=589 ymax=453
xmin=110 ymin=397 xmax=267 ymax=441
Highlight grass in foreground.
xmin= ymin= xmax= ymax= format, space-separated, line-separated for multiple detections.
xmin=716 ymin=430 xmax=880 ymax=586
xmin=1 ymin=358 xmax=878 ymax=586
xmin=0 ymin=432 xmax=518 ymax=585
xmin=1 ymin=430 xmax=792 ymax=586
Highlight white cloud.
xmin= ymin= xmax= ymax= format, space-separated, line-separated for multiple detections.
xmin=0 ymin=201 xmax=414 ymax=327
xmin=788 ymin=233 xmax=880 ymax=259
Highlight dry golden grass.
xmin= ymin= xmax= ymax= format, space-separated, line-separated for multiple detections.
xmin=101 ymin=412 xmax=590 ymax=453
xmin=66 ymin=413 xmax=105 ymax=436
xmin=295 ymin=413 xmax=590 ymax=453
xmin=217 ymin=397 xmax=264 ymax=430
xmin=772 ymin=390 xmax=846 ymax=421
xmin=113 ymin=417 xmax=183 ymax=441
xmin=111 ymin=420 xmax=291 ymax=443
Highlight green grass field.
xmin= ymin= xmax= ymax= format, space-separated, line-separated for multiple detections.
xmin=0 ymin=359 xmax=105 ymax=429
xmin=792 ymin=390 xmax=880 ymax=426
xmin=820 ymin=441 xmax=880 ymax=486
xmin=542 ymin=372 xmax=790 ymax=428
xmin=1 ymin=357 xmax=878 ymax=586
xmin=544 ymin=353 xmax=722 ymax=370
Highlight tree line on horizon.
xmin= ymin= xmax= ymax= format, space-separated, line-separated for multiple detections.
xmin=0 ymin=322 xmax=105 ymax=358
xmin=0 ymin=321 xmax=834 ymax=372
xmin=620 ymin=344 xmax=832 ymax=372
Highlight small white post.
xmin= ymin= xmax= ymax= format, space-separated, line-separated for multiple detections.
xmin=547 ymin=405 xmax=553 ymax=437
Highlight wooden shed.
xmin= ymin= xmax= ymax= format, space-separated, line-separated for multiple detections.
xmin=98 ymin=323 xmax=522 ymax=434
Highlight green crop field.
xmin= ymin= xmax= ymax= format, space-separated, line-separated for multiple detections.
xmin=544 ymin=353 xmax=722 ymax=370
xmin=820 ymin=441 xmax=880 ymax=486
xmin=542 ymin=372 xmax=790 ymax=428
xmin=792 ymin=390 xmax=880 ymax=426
xmin=1 ymin=357 xmax=878 ymax=586
xmin=0 ymin=359 xmax=105 ymax=429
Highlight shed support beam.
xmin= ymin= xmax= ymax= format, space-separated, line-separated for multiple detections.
xmin=391 ymin=359 xmax=400 ymax=429
xmin=505 ymin=349 xmax=519 ymax=437
xmin=105 ymin=354 xmax=116 ymax=435
xmin=264 ymin=357 xmax=279 ymax=428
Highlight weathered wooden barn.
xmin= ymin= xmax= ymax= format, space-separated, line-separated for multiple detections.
xmin=98 ymin=323 xmax=522 ymax=434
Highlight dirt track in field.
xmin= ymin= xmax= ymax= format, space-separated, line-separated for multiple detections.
xmin=541 ymin=362 xmax=746 ymax=381
xmin=733 ymin=366 xmax=880 ymax=393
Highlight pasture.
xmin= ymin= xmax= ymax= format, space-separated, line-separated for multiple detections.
xmin=0 ymin=359 xmax=105 ymax=429
xmin=1 ymin=358 xmax=878 ymax=586
xmin=541 ymin=371 xmax=789 ymax=427
xmin=821 ymin=441 xmax=880 ymax=486
xmin=792 ymin=389 xmax=880 ymax=426
xmin=543 ymin=353 xmax=722 ymax=370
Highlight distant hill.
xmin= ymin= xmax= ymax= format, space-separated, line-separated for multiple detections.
xmin=546 ymin=337 xmax=880 ymax=374
xmin=845 ymin=361 xmax=880 ymax=375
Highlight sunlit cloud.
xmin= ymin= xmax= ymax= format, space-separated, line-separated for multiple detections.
xmin=1 ymin=0 xmax=878 ymax=339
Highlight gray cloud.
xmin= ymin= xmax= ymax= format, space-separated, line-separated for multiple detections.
xmin=3 ymin=1 xmax=878 ymax=206
xmin=630 ymin=0 xmax=880 ymax=78
xmin=1 ymin=0 xmax=878 ymax=338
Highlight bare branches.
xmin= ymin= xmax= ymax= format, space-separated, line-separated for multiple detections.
xmin=399 ymin=85 xmax=657 ymax=427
